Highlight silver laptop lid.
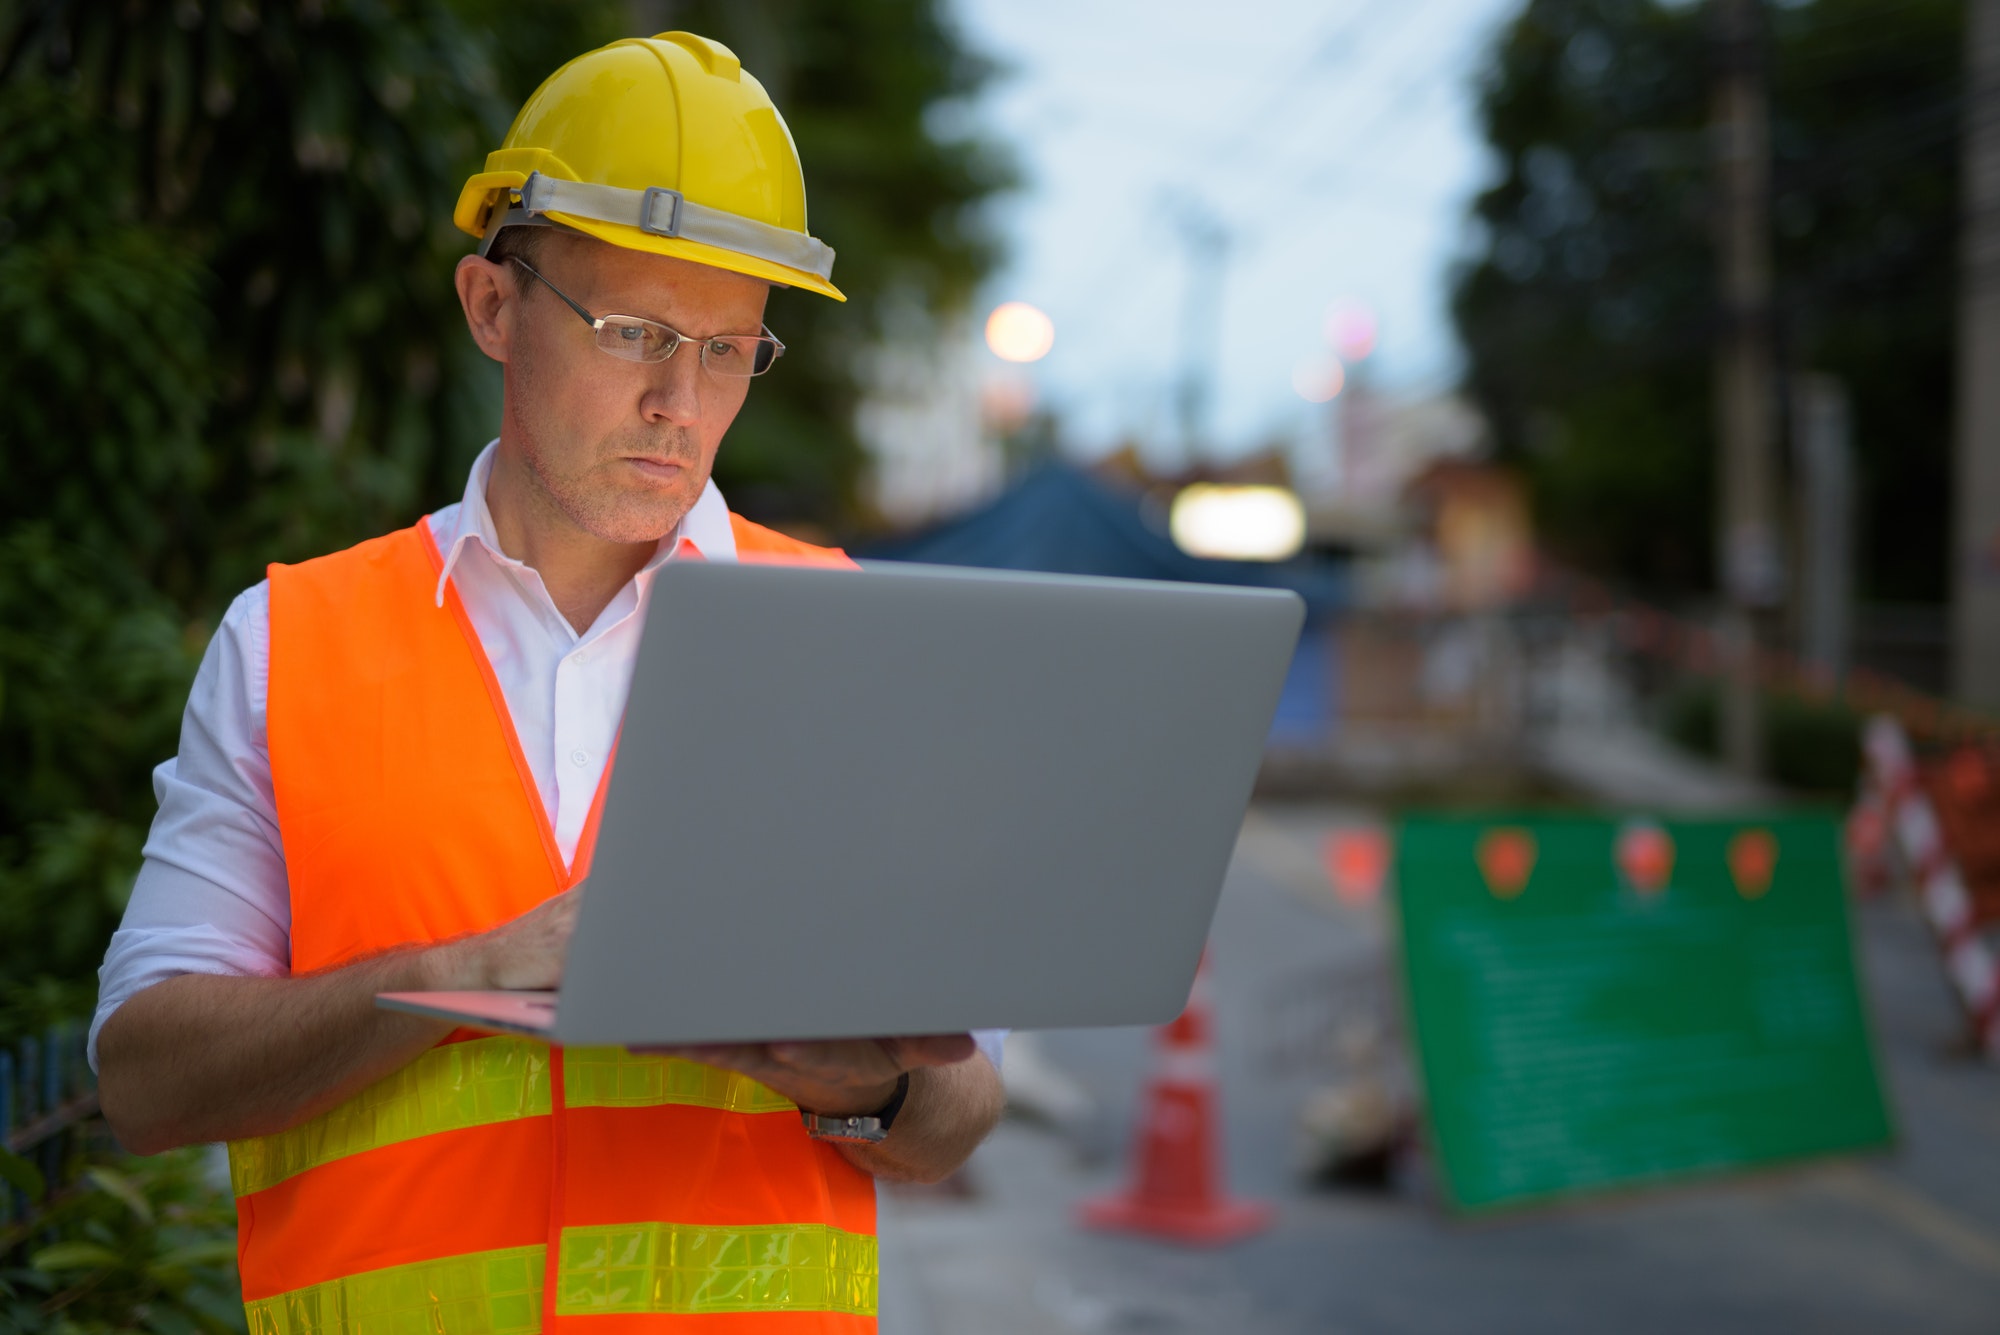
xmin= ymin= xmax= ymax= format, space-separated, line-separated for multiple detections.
xmin=551 ymin=561 xmax=1303 ymax=1047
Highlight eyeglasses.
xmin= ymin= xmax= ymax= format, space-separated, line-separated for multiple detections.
xmin=509 ymin=258 xmax=786 ymax=377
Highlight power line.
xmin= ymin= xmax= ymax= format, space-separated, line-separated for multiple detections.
xmin=1221 ymin=0 xmax=1493 ymax=241
xmin=1195 ymin=0 xmax=1431 ymax=182
xmin=1030 ymin=0 xmax=1429 ymax=315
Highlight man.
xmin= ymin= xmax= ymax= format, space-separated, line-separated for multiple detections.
xmin=92 ymin=31 xmax=1004 ymax=1334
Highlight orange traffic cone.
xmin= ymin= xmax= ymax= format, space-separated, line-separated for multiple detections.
xmin=1077 ymin=953 xmax=1273 ymax=1245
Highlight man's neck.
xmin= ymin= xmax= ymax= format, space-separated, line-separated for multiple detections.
xmin=484 ymin=447 xmax=658 ymax=635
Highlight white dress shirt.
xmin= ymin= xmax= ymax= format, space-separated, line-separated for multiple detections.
xmin=92 ymin=441 xmax=1002 ymax=1073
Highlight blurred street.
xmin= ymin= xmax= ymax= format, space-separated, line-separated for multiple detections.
xmin=880 ymin=801 xmax=2000 ymax=1334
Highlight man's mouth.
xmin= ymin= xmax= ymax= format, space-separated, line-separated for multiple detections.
xmin=624 ymin=456 xmax=689 ymax=481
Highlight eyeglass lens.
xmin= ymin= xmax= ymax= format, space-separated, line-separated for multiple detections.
xmin=593 ymin=316 xmax=780 ymax=377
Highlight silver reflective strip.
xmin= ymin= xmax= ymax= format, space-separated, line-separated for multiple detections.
xmin=507 ymin=172 xmax=834 ymax=281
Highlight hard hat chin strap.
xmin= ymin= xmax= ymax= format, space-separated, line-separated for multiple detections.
xmin=476 ymin=171 xmax=835 ymax=282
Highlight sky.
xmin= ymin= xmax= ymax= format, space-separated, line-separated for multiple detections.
xmin=949 ymin=0 xmax=1526 ymax=467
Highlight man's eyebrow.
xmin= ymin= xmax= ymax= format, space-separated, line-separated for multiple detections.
xmin=608 ymin=305 xmax=765 ymax=340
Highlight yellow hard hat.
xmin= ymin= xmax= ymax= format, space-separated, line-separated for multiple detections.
xmin=453 ymin=31 xmax=843 ymax=301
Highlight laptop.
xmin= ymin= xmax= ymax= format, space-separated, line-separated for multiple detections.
xmin=377 ymin=559 xmax=1304 ymax=1047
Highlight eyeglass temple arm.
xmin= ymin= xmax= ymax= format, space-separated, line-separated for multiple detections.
xmin=508 ymin=258 xmax=601 ymax=330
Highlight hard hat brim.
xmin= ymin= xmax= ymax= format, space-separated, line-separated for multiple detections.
xmin=542 ymin=211 xmax=846 ymax=303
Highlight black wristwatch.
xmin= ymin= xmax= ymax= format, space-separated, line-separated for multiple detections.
xmin=799 ymin=1073 xmax=910 ymax=1144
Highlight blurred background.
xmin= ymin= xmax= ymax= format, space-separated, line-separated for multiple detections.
xmin=4 ymin=0 xmax=2000 ymax=1329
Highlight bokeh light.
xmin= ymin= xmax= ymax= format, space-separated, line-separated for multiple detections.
xmin=1290 ymin=355 xmax=1346 ymax=404
xmin=984 ymin=301 xmax=1056 ymax=363
xmin=980 ymin=373 xmax=1036 ymax=434
xmin=1169 ymin=484 xmax=1307 ymax=562
xmin=1325 ymin=302 xmax=1378 ymax=362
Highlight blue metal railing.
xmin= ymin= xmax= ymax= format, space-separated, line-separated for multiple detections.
xmin=1 ymin=1023 xmax=99 ymax=1229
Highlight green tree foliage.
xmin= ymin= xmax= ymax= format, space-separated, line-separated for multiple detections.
xmin=0 ymin=0 xmax=520 ymax=1026
xmin=2 ymin=1147 xmax=245 ymax=1333
xmin=0 ymin=0 xmax=1008 ymax=1027
xmin=1452 ymin=0 xmax=1961 ymax=601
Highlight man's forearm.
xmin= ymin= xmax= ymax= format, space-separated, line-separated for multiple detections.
xmin=95 ymin=949 xmax=456 ymax=1154
xmin=839 ymin=1052 xmax=1005 ymax=1184
xmin=98 ymin=886 xmax=578 ymax=1155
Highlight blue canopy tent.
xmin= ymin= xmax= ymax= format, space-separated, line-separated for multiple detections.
xmin=857 ymin=465 xmax=1344 ymax=741
xmin=859 ymin=465 xmax=1342 ymax=603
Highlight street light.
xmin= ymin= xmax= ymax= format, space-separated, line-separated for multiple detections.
xmin=1170 ymin=484 xmax=1307 ymax=562
xmin=985 ymin=302 xmax=1055 ymax=363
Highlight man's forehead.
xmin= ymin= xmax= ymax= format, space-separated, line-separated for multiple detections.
xmin=542 ymin=232 xmax=771 ymax=312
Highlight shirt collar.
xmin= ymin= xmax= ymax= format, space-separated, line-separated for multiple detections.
xmin=433 ymin=440 xmax=737 ymax=607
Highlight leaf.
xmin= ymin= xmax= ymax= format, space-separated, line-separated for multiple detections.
xmin=143 ymin=1305 xmax=202 ymax=1335
xmin=149 ymin=1241 xmax=237 ymax=1270
xmin=29 ymin=1241 xmax=123 ymax=1272
xmin=86 ymin=1165 xmax=156 ymax=1224
xmin=0 ymin=1147 xmax=47 ymax=1201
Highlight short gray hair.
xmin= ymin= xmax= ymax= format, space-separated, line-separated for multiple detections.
xmin=485 ymin=225 xmax=554 ymax=291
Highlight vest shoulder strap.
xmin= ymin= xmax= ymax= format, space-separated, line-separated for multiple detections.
xmin=728 ymin=512 xmax=858 ymax=568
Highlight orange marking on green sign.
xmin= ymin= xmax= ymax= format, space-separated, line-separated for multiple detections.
xmin=1616 ymin=822 xmax=1674 ymax=895
xmin=1728 ymin=828 xmax=1778 ymax=899
xmin=1476 ymin=828 xmax=1536 ymax=899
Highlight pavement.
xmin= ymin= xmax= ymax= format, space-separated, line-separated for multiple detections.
xmin=878 ymin=801 xmax=2000 ymax=1334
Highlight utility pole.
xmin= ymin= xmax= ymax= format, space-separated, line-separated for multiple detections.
xmin=627 ymin=0 xmax=674 ymax=31
xmin=1172 ymin=203 xmax=1230 ymax=465
xmin=1793 ymin=374 xmax=1854 ymax=684
xmin=1953 ymin=0 xmax=2000 ymax=710
xmin=1712 ymin=0 xmax=1782 ymax=777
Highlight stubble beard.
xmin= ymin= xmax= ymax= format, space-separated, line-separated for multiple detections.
xmin=525 ymin=424 xmax=711 ymax=546
xmin=508 ymin=359 xmax=712 ymax=546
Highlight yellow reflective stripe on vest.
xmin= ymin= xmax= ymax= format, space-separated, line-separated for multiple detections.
xmin=241 ymin=1224 xmax=877 ymax=1333
xmin=557 ymin=1222 xmax=878 ymax=1317
xmin=242 ymin=1244 xmax=544 ymax=1335
xmin=229 ymin=1044 xmax=792 ymax=1199
xmin=562 ymin=1048 xmax=796 ymax=1113
xmin=229 ymin=1036 xmax=553 ymax=1197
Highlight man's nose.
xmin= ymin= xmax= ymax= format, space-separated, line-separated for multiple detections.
xmin=639 ymin=348 xmax=705 ymax=427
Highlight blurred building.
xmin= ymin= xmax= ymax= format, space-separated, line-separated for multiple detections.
xmin=1397 ymin=460 xmax=1535 ymax=613
xmin=1299 ymin=390 xmax=1490 ymax=556
xmin=854 ymin=316 xmax=1006 ymax=527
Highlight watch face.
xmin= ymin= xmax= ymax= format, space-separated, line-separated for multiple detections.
xmin=802 ymin=1112 xmax=888 ymax=1145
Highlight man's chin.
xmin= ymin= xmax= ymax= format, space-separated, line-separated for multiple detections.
xmin=572 ymin=488 xmax=700 ymax=548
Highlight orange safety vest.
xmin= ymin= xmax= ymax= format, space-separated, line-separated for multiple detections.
xmin=231 ymin=514 xmax=875 ymax=1335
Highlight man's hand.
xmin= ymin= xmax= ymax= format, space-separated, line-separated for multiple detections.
xmin=653 ymin=1033 xmax=976 ymax=1116
xmin=429 ymin=887 xmax=583 ymax=991
xmin=650 ymin=1034 xmax=1003 ymax=1184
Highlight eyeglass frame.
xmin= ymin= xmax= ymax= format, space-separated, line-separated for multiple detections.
xmin=507 ymin=257 xmax=787 ymax=377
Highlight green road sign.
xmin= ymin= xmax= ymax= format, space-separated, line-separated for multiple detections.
xmin=1396 ymin=814 xmax=1892 ymax=1213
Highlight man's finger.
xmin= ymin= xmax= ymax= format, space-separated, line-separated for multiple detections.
xmin=766 ymin=1041 xmax=857 ymax=1070
xmin=638 ymin=1043 xmax=764 ymax=1067
xmin=882 ymin=1033 xmax=977 ymax=1068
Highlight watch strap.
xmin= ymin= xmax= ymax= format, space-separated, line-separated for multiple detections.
xmin=800 ymin=1073 xmax=910 ymax=1144
xmin=873 ymin=1071 xmax=912 ymax=1131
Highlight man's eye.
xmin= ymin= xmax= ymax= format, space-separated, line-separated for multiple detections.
xmin=707 ymin=339 xmax=742 ymax=361
xmin=617 ymin=325 xmax=646 ymax=342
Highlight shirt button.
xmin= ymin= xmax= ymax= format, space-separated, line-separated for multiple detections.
xmin=570 ymin=749 xmax=589 ymax=767
xmin=572 ymin=650 xmax=589 ymax=665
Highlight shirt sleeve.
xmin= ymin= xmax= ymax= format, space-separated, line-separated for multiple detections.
xmin=90 ymin=583 xmax=291 ymax=1070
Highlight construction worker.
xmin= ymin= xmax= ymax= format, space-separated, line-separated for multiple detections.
xmin=90 ymin=32 xmax=1005 ymax=1333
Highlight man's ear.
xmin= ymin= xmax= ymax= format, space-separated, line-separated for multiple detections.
xmin=455 ymin=255 xmax=517 ymax=364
